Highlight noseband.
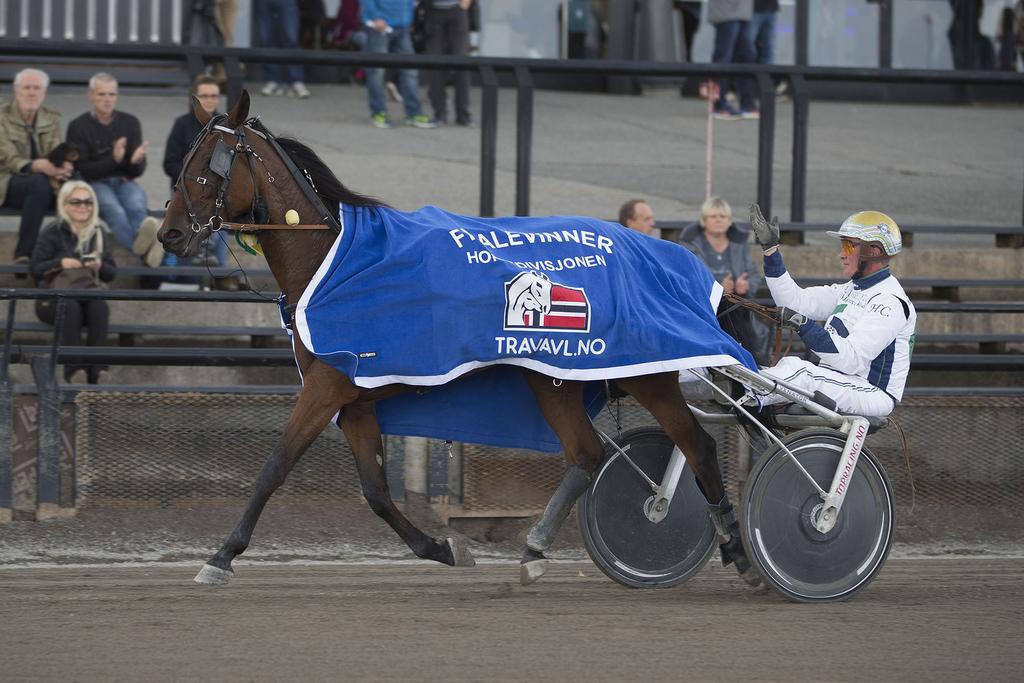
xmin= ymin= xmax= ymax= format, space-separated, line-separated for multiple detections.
xmin=175 ymin=113 xmax=342 ymax=238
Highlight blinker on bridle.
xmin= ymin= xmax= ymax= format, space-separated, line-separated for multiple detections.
xmin=175 ymin=113 xmax=342 ymax=238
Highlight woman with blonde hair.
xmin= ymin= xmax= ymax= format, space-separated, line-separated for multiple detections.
xmin=680 ymin=195 xmax=765 ymax=363
xmin=30 ymin=180 xmax=117 ymax=384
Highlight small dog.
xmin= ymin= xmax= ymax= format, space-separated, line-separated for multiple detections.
xmin=45 ymin=141 xmax=80 ymax=192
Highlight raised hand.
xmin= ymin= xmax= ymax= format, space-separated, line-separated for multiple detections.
xmin=721 ymin=273 xmax=735 ymax=294
xmin=735 ymin=272 xmax=750 ymax=296
xmin=112 ymin=137 xmax=127 ymax=163
xmin=130 ymin=140 xmax=149 ymax=165
xmin=748 ymin=203 xmax=780 ymax=252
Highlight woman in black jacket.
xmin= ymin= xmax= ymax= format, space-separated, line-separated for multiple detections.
xmin=30 ymin=180 xmax=117 ymax=384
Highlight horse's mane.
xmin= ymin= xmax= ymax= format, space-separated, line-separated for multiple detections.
xmin=275 ymin=137 xmax=388 ymax=209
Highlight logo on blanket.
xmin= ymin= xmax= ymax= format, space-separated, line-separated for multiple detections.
xmin=504 ymin=271 xmax=590 ymax=333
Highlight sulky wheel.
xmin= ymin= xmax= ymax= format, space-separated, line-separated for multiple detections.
xmin=741 ymin=428 xmax=895 ymax=602
xmin=578 ymin=427 xmax=717 ymax=588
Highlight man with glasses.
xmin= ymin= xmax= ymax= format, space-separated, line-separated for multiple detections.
xmin=0 ymin=68 xmax=71 ymax=268
xmin=161 ymin=75 xmax=234 ymax=287
xmin=66 ymin=72 xmax=163 ymax=268
xmin=746 ymin=204 xmax=917 ymax=418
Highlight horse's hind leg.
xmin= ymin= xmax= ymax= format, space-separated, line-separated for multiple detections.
xmin=339 ymin=402 xmax=474 ymax=567
xmin=194 ymin=362 xmax=357 ymax=585
xmin=615 ymin=372 xmax=761 ymax=587
xmin=519 ymin=371 xmax=604 ymax=585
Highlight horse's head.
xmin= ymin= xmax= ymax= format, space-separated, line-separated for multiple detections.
xmin=158 ymin=91 xmax=262 ymax=258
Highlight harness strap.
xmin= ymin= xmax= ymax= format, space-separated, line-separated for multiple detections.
xmin=247 ymin=118 xmax=342 ymax=233
xmin=221 ymin=222 xmax=329 ymax=232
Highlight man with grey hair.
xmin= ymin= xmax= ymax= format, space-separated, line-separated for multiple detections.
xmin=66 ymin=72 xmax=163 ymax=267
xmin=0 ymin=68 xmax=71 ymax=266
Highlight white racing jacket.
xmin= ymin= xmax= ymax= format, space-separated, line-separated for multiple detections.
xmin=763 ymin=252 xmax=917 ymax=402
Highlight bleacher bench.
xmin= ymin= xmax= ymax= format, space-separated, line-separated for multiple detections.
xmin=6 ymin=320 xmax=286 ymax=349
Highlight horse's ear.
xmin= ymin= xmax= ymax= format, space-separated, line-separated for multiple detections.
xmin=225 ymin=90 xmax=250 ymax=128
xmin=191 ymin=95 xmax=213 ymax=126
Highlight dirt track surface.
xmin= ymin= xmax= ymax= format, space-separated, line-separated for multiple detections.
xmin=1 ymin=559 xmax=1021 ymax=682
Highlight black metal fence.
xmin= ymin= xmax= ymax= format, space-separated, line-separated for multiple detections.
xmin=2 ymin=40 xmax=1022 ymax=230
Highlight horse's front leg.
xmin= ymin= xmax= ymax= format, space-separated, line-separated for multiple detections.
xmin=194 ymin=362 xmax=357 ymax=585
xmin=339 ymin=402 xmax=474 ymax=567
xmin=519 ymin=371 xmax=604 ymax=585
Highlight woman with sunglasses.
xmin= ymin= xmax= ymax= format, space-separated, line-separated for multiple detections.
xmin=30 ymin=180 xmax=118 ymax=384
xmin=746 ymin=204 xmax=917 ymax=419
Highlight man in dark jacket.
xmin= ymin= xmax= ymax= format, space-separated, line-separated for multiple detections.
xmin=163 ymin=75 xmax=221 ymax=184
xmin=66 ymin=72 xmax=163 ymax=267
xmin=162 ymin=75 xmax=230 ymax=278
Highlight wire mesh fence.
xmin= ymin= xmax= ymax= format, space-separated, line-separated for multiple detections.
xmin=74 ymin=392 xmax=400 ymax=508
xmin=71 ymin=391 xmax=1024 ymax=541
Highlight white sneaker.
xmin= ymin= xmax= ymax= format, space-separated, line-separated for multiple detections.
xmin=144 ymin=241 xmax=165 ymax=268
xmin=260 ymin=81 xmax=279 ymax=96
xmin=132 ymin=216 xmax=161 ymax=256
xmin=291 ymin=81 xmax=311 ymax=99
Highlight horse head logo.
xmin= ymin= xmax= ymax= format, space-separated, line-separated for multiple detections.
xmin=505 ymin=271 xmax=552 ymax=327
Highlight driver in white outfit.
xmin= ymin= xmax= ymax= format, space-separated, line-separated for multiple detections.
xmin=747 ymin=205 xmax=917 ymax=417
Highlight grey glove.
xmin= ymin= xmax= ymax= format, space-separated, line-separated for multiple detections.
xmin=777 ymin=306 xmax=809 ymax=331
xmin=748 ymin=203 xmax=780 ymax=252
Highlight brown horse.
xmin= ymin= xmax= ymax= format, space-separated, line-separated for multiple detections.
xmin=157 ymin=92 xmax=760 ymax=587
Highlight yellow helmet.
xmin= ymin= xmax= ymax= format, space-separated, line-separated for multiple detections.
xmin=825 ymin=211 xmax=902 ymax=256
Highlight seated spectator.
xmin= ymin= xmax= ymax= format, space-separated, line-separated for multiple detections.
xmin=30 ymin=181 xmax=117 ymax=384
xmin=162 ymin=75 xmax=236 ymax=289
xmin=618 ymin=198 xmax=656 ymax=235
xmin=255 ymin=0 xmax=312 ymax=98
xmin=0 ymin=68 xmax=72 ymax=270
xmin=681 ymin=195 xmax=765 ymax=363
xmin=66 ymin=72 xmax=164 ymax=268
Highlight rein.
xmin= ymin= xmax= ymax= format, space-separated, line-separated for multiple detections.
xmin=719 ymin=292 xmax=792 ymax=365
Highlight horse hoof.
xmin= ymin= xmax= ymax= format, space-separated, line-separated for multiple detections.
xmin=447 ymin=536 xmax=476 ymax=567
xmin=738 ymin=566 xmax=763 ymax=588
xmin=519 ymin=558 xmax=550 ymax=586
xmin=194 ymin=563 xmax=234 ymax=585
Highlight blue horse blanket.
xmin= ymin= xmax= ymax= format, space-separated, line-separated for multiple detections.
xmin=293 ymin=204 xmax=756 ymax=452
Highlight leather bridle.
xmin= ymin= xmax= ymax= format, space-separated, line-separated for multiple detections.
xmin=174 ymin=113 xmax=341 ymax=248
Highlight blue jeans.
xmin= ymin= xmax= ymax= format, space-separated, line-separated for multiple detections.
xmin=255 ymin=0 xmax=304 ymax=84
xmin=91 ymin=177 xmax=149 ymax=250
xmin=205 ymin=230 xmax=230 ymax=266
xmin=712 ymin=20 xmax=756 ymax=112
xmin=365 ymin=27 xmax=423 ymax=118
xmin=746 ymin=11 xmax=777 ymax=65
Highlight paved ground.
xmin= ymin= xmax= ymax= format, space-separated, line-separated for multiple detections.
xmin=1 ymin=559 xmax=1021 ymax=681
xmin=22 ymin=82 xmax=1024 ymax=245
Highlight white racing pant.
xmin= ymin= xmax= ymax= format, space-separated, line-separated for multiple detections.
xmin=757 ymin=357 xmax=896 ymax=417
